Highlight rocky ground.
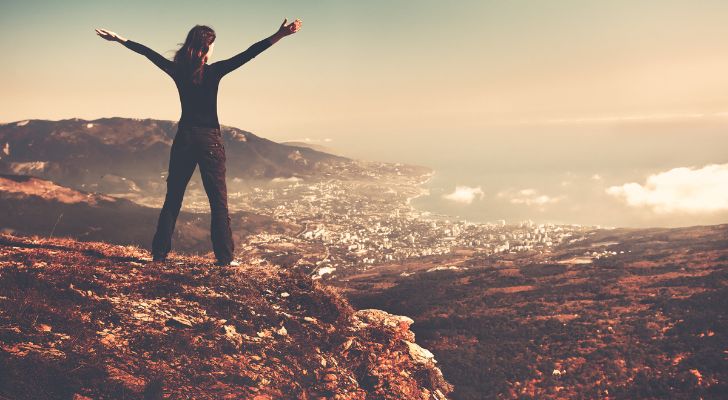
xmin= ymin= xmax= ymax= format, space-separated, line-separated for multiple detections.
xmin=0 ymin=233 xmax=452 ymax=399
xmin=336 ymin=224 xmax=728 ymax=399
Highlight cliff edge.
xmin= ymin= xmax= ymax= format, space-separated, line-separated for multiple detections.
xmin=0 ymin=233 xmax=453 ymax=399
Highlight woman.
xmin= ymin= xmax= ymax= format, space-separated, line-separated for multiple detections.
xmin=95 ymin=19 xmax=302 ymax=266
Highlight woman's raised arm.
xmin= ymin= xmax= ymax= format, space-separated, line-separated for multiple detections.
xmin=210 ymin=18 xmax=302 ymax=78
xmin=95 ymin=28 xmax=175 ymax=78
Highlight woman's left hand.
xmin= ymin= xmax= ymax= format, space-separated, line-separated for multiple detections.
xmin=277 ymin=18 xmax=302 ymax=37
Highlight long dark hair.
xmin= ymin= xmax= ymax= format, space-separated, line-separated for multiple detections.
xmin=173 ymin=25 xmax=216 ymax=85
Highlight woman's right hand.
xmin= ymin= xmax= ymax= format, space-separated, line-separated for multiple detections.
xmin=95 ymin=28 xmax=126 ymax=42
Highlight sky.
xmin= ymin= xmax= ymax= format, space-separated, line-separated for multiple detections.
xmin=2 ymin=0 xmax=728 ymax=227
xmin=4 ymin=0 xmax=728 ymax=136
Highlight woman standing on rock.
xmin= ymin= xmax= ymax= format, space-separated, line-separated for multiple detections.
xmin=95 ymin=19 xmax=302 ymax=266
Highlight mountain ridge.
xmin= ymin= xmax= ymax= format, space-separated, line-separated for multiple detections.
xmin=0 ymin=117 xmax=431 ymax=200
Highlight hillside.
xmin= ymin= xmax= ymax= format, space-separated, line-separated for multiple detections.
xmin=0 ymin=117 xmax=345 ymax=190
xmin=0 ymin=174 xmax=297 ymax=254
xmin=0 ymin=233 xmax=453 ymax=399
xmin=333 ymin=224 xmax=728 ymax=399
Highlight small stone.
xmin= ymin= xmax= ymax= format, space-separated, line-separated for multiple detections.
xmin=404 ymin=340 xmax=435 ymax=364
xmin=223 ymin=325 xmax=243 ymax=347
xmin=99 ymin=333 xmax=116 ymax=347
xmin=166 ymin=316 xmax=193 ymax=328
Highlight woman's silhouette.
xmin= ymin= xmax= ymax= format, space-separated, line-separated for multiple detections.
xmin=95 ymin=19 xmax=301 ymax=266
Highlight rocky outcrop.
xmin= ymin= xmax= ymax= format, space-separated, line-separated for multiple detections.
xmin=347 ymin=310 xmax=452 ymax=399
xmin=0 ymin=233 xmax=453 ymax=399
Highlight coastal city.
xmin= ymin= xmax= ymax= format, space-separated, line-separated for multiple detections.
xmin=175 ymin=167 xmax=600 ymax=278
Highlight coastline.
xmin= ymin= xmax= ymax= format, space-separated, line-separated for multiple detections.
xmin=404 ymin=169 xmax=464 ymax=223
xmin=405 ymin=169 xmax=436 ymax=206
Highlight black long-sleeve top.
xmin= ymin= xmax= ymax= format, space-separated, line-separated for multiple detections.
xmin=123 ymin=38 xmax=273 ymax=129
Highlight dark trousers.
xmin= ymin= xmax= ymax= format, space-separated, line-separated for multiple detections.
xmin=152 ymin=125 xmax=234 ymax=263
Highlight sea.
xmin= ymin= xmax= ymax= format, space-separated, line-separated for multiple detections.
xmin=316 ymin=121 xmax=728 ymax=228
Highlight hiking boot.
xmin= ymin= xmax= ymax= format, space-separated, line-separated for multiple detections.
xmin=215 ymin=259 xmax=240 ymax=267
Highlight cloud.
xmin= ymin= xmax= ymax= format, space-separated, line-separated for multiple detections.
xmin=606 ymin=163 xmax=728 ymax=213
xmin=442 ymin=185 xmax=484 ymax=204
xmin=542 ymin=112 xmax=722 ymax=125
xmin=497 ymin=188 xmax=564 ymax=206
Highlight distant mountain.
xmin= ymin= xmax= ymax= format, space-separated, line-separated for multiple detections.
xmin=0 ymin=173 xmax=297 ymax=255
xmin=0 ymin=117 xmax=356 ymax=197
